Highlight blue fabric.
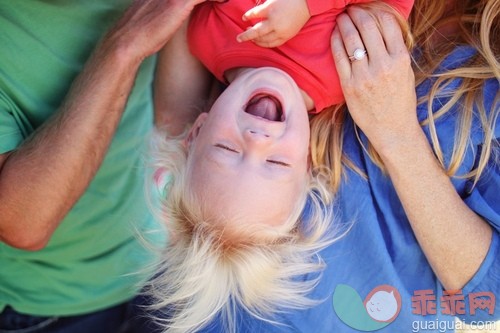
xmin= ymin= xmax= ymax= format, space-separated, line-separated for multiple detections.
xmin=0 ymin=295 xmax=162 ymax=333
xmin=201 ymin=46 xmax=500 ymax=332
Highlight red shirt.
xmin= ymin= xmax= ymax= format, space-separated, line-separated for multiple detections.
xmin=188 ymin=0 xmax=413 ymax=113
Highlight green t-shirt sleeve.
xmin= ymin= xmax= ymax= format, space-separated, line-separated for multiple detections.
xmin=0 ymin=93 xmax=24 ymax=154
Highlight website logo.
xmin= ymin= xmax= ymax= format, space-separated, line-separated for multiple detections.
xmin=333 ymin=284 xmax=402 ymax=331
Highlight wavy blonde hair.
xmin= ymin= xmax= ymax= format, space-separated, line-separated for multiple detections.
xmin=311 ymin=0 xmax=499 ymax=192
xmin=410 ymin=0 xmax=499 ymax=186
xmin=144 ymin=129 xmax=342 ymax=333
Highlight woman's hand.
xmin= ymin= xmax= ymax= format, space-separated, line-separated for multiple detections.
xmin=331 ymin=6 xmax=418 ymax=156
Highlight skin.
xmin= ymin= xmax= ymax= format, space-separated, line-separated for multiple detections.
xmin=0 ymin=0 xmax=222 ymax=250
xmin=236 ymin=0 xmax=311 ymax=47
xmin=331 ymin=5 xmax=492 ymax=290
xmin=185 ymin=67 xmax=310 ymax=228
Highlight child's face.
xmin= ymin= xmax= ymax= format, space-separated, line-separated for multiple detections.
xmin=185 ymin=67 xmax=310 ymax=227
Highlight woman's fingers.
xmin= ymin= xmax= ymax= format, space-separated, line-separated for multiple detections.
xmin=374 ymin=10 xmax=408 ymax=56
xmin=331 ymin=27 xmax=351 ymax=80
xmin=344 ymin=7 xmax=387 ymax=62
xmin=329 ymin=5 xmax=417 ymax=150
xmin=347 ymin=6 xmax=407 ymax=57
xmin=335 ymin=13 xmax=369 ymax=66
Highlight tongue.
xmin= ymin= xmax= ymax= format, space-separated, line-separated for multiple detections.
xmin=246 ymin=97 xmax=280 ymax=121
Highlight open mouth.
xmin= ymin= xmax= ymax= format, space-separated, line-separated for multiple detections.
xmin=244 ymin=93 xmax=284 ymax=122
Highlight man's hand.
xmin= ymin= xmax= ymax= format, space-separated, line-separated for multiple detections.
xmin=236 ymin=0 xmax=310 ymax=48
xmin=104 ymin=0 xmax=226 ymax=62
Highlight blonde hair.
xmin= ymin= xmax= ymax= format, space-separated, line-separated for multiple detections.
xmin=311 ymin=0 xmax=499 ymax=191
xmin=144 ymin=129 xmax=342 ymax=333
xmin=410 ymin=0 xmax=499 ymax=186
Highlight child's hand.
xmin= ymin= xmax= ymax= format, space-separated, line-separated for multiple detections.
xmin=236 ymin=0 xmax=311 ymax=48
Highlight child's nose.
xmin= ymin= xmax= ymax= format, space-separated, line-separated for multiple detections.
xmin=243 ymin=128 xmax=272 ymax=145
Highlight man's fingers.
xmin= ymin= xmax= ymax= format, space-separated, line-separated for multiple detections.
xmin=236 ymin=21 xmax=272 ymax=42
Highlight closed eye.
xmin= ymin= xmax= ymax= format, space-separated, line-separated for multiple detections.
xmin=214 ymin=143 xmax=239 ymax=153
xmin=266 ymin=159 xmax=291 ymax=167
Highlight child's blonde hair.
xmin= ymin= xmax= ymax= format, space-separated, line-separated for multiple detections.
xmin=144 ymin=129 xmax=342 ymax=333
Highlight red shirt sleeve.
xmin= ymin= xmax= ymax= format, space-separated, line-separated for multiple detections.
xmin=306 ymin=0 xmax=413 ymax=18
xmin=305 ymin=0 xmax=346 ymax=16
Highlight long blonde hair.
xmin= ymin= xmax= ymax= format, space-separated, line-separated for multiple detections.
xmin=144 ymin=130 xmax=343 ymax=333
xmin=311 ymin=0 xmax=499 ymax=192
xmin=410 ymin=0 xmax=499 ymax=186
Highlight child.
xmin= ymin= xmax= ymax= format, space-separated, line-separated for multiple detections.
xmin=147 ymin=0 xmax=413 ymax=332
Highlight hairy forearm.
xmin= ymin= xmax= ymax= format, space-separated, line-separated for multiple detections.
xmin=0 ymin=0 xmax=213 ymax=250
xmin=0 ymin=45 xmax=141 ymax=250
xmin=378 ymin=128 xmax=493 ymax=290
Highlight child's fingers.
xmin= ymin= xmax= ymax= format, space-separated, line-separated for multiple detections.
xmin=236 ymin=21 xmax=272 ymax=42
xmin=253 ymin=33 xmax=284 ymax=48
xmin=242 ymin=3 xmax=268 ymax=22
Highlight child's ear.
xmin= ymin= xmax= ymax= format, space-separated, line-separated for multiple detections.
xmin=153 ymin=167 xmax=171 ymax=199
xmin=184 ymin=112 xmax=208 ymax=148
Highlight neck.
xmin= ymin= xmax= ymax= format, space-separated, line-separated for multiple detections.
xmin=224 ymin=67 xmax=247 ymax=83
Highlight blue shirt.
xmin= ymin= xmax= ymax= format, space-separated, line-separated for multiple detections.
xmin=202 ymin=46 xmax=500 ymax=332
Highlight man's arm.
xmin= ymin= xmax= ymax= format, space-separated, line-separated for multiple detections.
xmin=0 ymin=0 xmax=209 ymax=251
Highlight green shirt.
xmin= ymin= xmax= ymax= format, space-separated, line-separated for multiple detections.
xmin=0 ymin=1 xmax=163 ymax=316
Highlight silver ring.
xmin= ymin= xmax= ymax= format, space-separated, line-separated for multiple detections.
xmin=349 ymin=48 xmax=367 ymax=62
